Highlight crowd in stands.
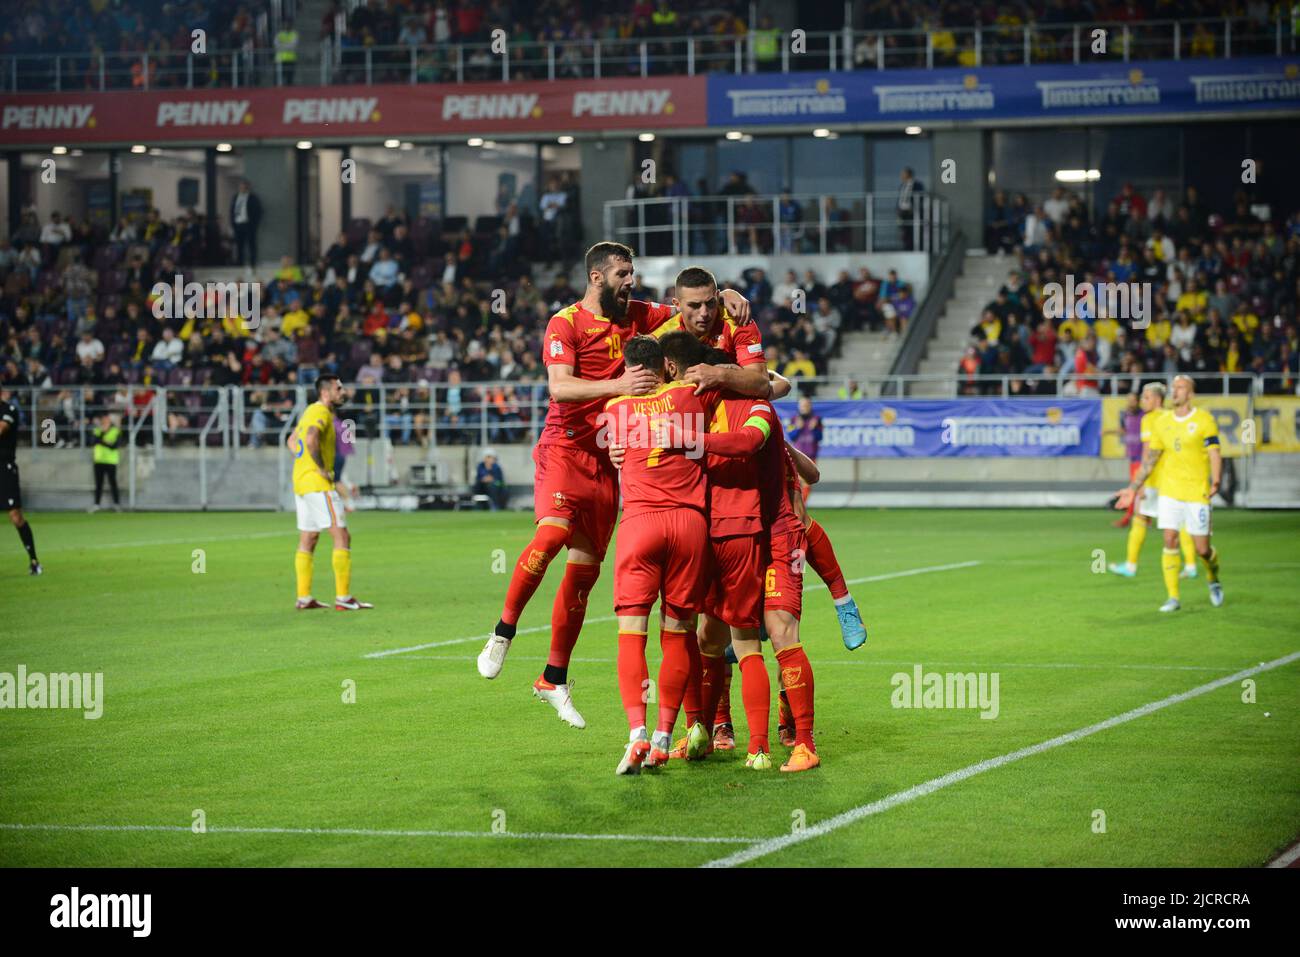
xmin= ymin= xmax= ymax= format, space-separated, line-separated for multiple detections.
xmin=963 ymin=185 xmax=1300 ymax=395
xmin=0 ymin=191 xmax=915 ymax=445
xmin=2 ymin=0 xmax=273 ymax=89
xmin=5 ymin=0 xmax=1274 ymax=93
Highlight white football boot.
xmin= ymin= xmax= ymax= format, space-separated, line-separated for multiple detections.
xmin=532 ymin=677 xmax=586 ymax=728
xmin=476 ymin=634 xmax=512 ymax=679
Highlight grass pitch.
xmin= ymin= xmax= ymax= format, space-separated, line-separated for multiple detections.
xmin=1 ymin=507 xmax=1297 ymax=867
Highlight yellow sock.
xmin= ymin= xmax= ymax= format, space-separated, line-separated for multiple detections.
xmin=1125 ymin=516 xmax=1148 ymax=567
xmin=332 ymin=548 xmax=352 ymax=599
xmin=1161 ymin=548 xmax=1180 ymax=600
xmin=1179 ymin=528 xmax=1196 ymax=569
xmin=295 ymin=550 xmax=313 ymax=599
xmin=1201 ymin=546 xmax=1220 ymax=583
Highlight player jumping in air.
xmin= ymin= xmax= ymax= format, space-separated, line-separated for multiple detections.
xmin=288 ymin=374 xmax=372 ymax=611
xmin=1115 ymin=375 xmax=1224 ymax=612
xmin=0 ymin=388 xmax=42 ymax=575
xmin=475 ymin=244 xmax=750 ymax=729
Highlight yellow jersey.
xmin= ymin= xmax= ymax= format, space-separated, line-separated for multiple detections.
xmin=1148 ymin=406 xmax=1219 ymax=504
xmin=291 ymin=401 xmax=336 ymax=495
xmin=1139 ymin=408 xmax=1169 ymax=492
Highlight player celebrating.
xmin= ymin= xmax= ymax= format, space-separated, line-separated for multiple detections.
xmin=602 ymin=333 xmax=723 ymax=773
xmin=1107 ymin=383 xmax=1197 ymax=580
xmin=288 ymin=374 xmax=372 ymax=611
xmin=475 ymin=244 xmax=749 ymax=729
xmin=650 ymin=268 xmax=866 ymax=651
xmin=1115 ymin=375 xmax=1224 ymax=612
xmin=0 ymin=388 xmax=42 ymax=575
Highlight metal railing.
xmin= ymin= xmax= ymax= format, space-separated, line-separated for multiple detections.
xmin=3 ymin=17 xmax=1292 ymax=92
xmin=604 ymin=192 xmax=948 ymax=258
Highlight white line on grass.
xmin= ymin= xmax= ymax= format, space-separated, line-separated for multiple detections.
xmin=364 ymin=561 xmax=982 ymax=659
xmin=395 ymin=654 xmax=1237 ymax=673
xmin=45 ymin=530 xmax=289 ymax=552
xmin=0 ymin=822 xmax=754 ymax=846
xmin=701 ymin=650 xmax=1300 ymax=869
xmin=1266 ymin=842 xmax=1300 ymax=868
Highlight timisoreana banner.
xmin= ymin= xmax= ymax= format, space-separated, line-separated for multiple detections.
xmin=1101 ymin=396 xmax=1300 ymax=458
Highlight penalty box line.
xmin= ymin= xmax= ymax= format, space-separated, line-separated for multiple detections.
xmin=701 ymin=650 xmax=1300 ymax=869
xmin=0 ymin=822 xmax=756 ymax=846
xmin=363 ymin=560 xmax=982 ymax=660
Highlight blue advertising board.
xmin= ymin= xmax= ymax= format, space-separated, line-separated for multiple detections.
xmin=708 ymin=57 xmax=1300 ymax=125
xmin=774 ymin=398 xmax=1102 ymax=458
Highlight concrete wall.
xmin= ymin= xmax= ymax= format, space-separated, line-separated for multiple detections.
xmin=580 ymin=139 xmax=635 ymax=256
xmin=930 ymin=129 xmax=986 ymax=248
xmin=239 ymin=146 xmax=299 ymax=264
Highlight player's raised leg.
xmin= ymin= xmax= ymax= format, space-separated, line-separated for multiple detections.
xmin=804 ymin=518 xmax=867 ymax=650
xmin=478 ymin=517 xmax=571 ymax=678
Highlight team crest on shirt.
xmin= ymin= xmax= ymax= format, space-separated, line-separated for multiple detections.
xmin=549 ymin=338 xmax=564 ymax=357
xmin=781 ymin=666 xmax=803 ymax=690
xmin=553 ymin=491 xmax=566 ymax=508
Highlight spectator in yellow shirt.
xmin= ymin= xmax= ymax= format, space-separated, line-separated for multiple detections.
xmin=1175 ymin=281 xmax=1208 ymax=320
xmin=281 ymin=298 xmax=311 ymax=338
xmin=783 ymin=350 xmax=817 ymax=379
xmin=1145 ymin=315 xmax=1172 ymax=348
xmin=1093 ymin=315 xmax=1120 ymax=345
xmin=1059 ymin=315 xmax=1089 ymax=344
xmin=1230 ymin=303 xmax=1259 ymax=337
xmin=276 ymin=255 xmax=304 ymax=284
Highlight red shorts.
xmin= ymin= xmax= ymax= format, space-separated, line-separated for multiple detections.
xmin=613 ymin=508 xmax=710 ymax=619
xmin=533 ymin=443 xmax=619 ymax=559
xmin=764 ymin=521 xmax=807 ymax=619
xmin=706 ymin=533 xmax=766 ymax=629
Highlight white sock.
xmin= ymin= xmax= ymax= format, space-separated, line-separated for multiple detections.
xmin=833 ymin=594 xmax=854 ymax=606
xmin=628 ymin=725 xmax=647 ymax=743
xmin=651 ymin=730 xmax=672 ymax=751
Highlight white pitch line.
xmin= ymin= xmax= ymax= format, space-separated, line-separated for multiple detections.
xmin=395 ymin=654 xmax=1238 ymax=673
xmin=45 ymin=530 xmax=290 ymax=553
xmin=364 ymin=561 xmax=982 ymax=660
xmin=701 ymin=650 xmax=1300 ymax=869
xmin=0 ymin=822 xmax=755 ymax=846
xmin=1267 ymin=842 xmax=1300 ymax=869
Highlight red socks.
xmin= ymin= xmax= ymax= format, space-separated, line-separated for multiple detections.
xmin=805 ymin=519 xmax=848 ymax=601
xmin=501 ymin=523 xmax=570 ymax=626
xmin=656 ymin=628 xmax=691 ymax=735
xmin=714 ymin=663 xmax=733 ymax=727
xmin=617 ymin=631 xmax=649 ymax=730
xmin=683 ymin=632 xmax=702 ymax=726
xmin=547 ymin=560 xmax=601 ymax=672
xmin=775 ymin=644 xmax=815 ymax=750
xmin=737 ymin=653 xmax=771 ymax=755
xmin=700 ymin=653 xmax=728 ymax=735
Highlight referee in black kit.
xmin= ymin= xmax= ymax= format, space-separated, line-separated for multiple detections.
xmin=0 ymin=387 xmax=42 ymax=575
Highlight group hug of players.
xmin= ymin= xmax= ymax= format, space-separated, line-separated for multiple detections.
xmin=475 ymin=242 xmax=868 ymax=774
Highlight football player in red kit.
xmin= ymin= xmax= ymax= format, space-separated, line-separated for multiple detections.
xmin=601 ymin=332 xmax=726 ymax=773
xmin=476 ymin=243 xmax=750 ymax=730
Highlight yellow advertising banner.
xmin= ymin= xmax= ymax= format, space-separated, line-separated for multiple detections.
xmin=1101 ymin=396 xmax=1300 ymax=459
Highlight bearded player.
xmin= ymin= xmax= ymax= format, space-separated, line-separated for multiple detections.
xmin=1115 ymin=375 xmax=1224 ymax=612
xmin=475 ymin=244 xmax=750 ymax=729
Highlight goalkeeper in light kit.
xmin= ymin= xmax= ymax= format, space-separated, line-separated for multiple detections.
xmin=288 ymin=374 xmax=372 ymax=611
xmin=1116 ymin=375 xmax=1224 ymax=612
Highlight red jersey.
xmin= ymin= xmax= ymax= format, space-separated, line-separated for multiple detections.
xmin=648 ymin=306 xmax=765 ymax=367
xmin=705 ymin=396 xmax=778 ymax=538
xmin=602 ymin=381 xmax=720 ymax=521
xmin=539 ymin=299 xmax=675 ymax=454
xmin=757 ymin=417 xmax=801 ymax=535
